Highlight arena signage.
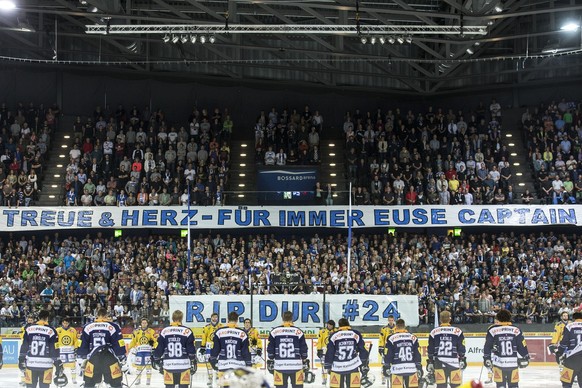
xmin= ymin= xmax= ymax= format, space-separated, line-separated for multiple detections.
xmin=0 ymin=205 xmax=579 ymax=230
xmin=169 ymin=295 xmax=419 ymax=328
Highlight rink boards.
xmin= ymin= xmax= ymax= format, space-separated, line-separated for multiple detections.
xmin=0 ymin=332 xmax=557 ymax=367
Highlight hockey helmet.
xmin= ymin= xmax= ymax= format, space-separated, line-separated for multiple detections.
xmin=218 ymin=367 xmax=271 ymax=388
xmin=360 ymin=373 xmax=376 ymax=388
xmin=53 ymin=373 xmax=68 ymax=387
xmin=304 ymin=370 xmax=316 ymax=384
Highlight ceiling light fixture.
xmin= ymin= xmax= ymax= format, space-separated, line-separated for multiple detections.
xmin=209 ymin=35 xmax=216 ymax=43
xmin=561 ymin=22 xmax=581 ymax=31
xmin=379 ymin=36 xmax=386 ymax=44
xmin=200 ymin=35 xmax=207 ymax=43
xmin=180 ymin=34 xmax=188 ymax=43
xmin=0 ymin=0 xmax=16 ymax=10
xmin=360 ymin=36 xmax=367 ymax=44
xmin=370 ymin=36 xmax=376 ymax=44
xmin=171 ymin=34 xmax=179 ymax=43
xmin=405 ymin=35 xmax=412 ymax=43
xmin=388 ymin=36 xmax=395 ymax=44
xmin=397 ymin=36 xmax=404 ymax=44
xmin=162 ymin=33 xmax=170 ymax=43
xmin=466 ymin=48 xmax=474 ymax=54
xmin=190 ymin=34 xmax=197 ymax=43
xmin=494 ymin=3 xmax=503 ymax=12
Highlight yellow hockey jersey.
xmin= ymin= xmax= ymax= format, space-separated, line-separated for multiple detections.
xmin=201 ymin=322 xmax=223 ymax=349
xmin=56 ymin=327 xmax=79 ymax=354
xmin=129 ymin=327 xmax=158 ymax=353
xmin=245 ymin=327 xmax=262 ymax=354
xmin=551 ymin=320 xmax=570 ymax=345
xmin=379 ymin=323 xmax=397 ymax=351
xmin=316 ymin=327 xmax=336 ymax=351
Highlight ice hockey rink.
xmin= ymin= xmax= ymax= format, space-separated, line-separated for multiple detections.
xmin=0 ymin=365 xmax=568 ymax=387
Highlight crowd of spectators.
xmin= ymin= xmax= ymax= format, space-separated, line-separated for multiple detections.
xmin=63 ymin=105 xmax=232 ymax=207
xmin=524 ymin=98 xmax=582 ymax=205
xmin=0 ymin=102 xmax=55 ymax=207
xmin=342 ymin=101 xmax=521 ymax=206
xmin=255 ymin=105 xmax=324 ymax=166
xmin=1 ymin=229 xmax=581 ymax=328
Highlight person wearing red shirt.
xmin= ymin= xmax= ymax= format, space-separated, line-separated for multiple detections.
xmin=405 ymin=186 xmax=418 ymax=205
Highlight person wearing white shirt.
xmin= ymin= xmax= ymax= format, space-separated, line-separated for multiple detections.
xmin=275 ymin=149 xmax=287 ymax=166
xmin=264 ymin=146 xmax=276 ymax=165
xmin=464 ymin=190 xmax=474 ymax=205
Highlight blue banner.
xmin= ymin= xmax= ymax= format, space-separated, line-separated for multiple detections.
xmin=0 ymin=205 xmax=579 ymax=231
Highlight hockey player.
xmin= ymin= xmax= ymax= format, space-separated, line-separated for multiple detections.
xmin=316 ymin=320 xmax=336 ymax=385
xmin=483 ymin=309 xmax=530 ymax=388
xmin=56 ymin=317 xmax=80 ymax=385
xmin=383 ymin=318 xmax=422 ymax=388
xmin=129 ymin=318 xmax=158 ymax=386
xmin=427 ymin=311 xmax=467 ymax=388
xmin=152 ymin=310 xmax=197 ymax=388
xmin=550 ymin=312 xmax=571 ymax=354
xmin=556 ymin=311 xmax=582 ymax=388
xmin=243 ymin=318 xmax=263 ymax=367
xmin=379 ymin=315 xmax=397 ymax=385
xmin=19 ymin=309 xmax=65 ymax=388
xmin=210 ymin=312 xmax=252 ymax=386
xmin=200 ymin=313 xmax=223 ymax=387
xmin=324 ymin=317 xmax=370 ymax=388
xmin=267 ymin=310 xmax=310 ymax=388
xmin=77 ymin=307 xmax=127 ymax=388
xmin=19 ymin=315 xmax=36 ymax=386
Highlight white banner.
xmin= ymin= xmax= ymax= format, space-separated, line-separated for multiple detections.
xmin=0 ymin=205 xmax=579 ymax=231
xmin=169 ymin=294 xmax=419 ymax=329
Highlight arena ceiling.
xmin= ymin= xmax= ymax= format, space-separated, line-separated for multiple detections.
xmin=1 ymin=0 xmax=582 ymax=94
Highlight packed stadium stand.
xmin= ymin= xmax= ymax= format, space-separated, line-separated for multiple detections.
xmin=3 ymin=2 xmax=582 ymax=387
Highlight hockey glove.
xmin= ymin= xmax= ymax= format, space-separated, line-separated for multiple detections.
xmin=426 ymin=360 xmax=435 ymax=374
xmin=54 ymin=359 xmax=63 ymax=375
xmin=316 ymin=349 xmax=324 ymax=359
xmin=378 ymin=346 xmax=385 ymax=356
xmin=197 ymin=347 xmax=206 ymax=358
xmin=382 ymin=365 xmax=391 ymax=377
xmin=360 ymin=363 xmax=370 ymax=376
xmin=256 ymin=348 xmax=262 ymax=357
xmin=548 ymin=344 xmax=559 ymax=354
xmin=267 ymin=359 xmax=274 ymax=374
xmin=190 ymin=359 xmax=198 ymax=374
xmin=149 ymin=339 xmax=155 ymax=347
xmin=209 ymin=359 xmax=218 ymax=371
xmin=484 ymin=359 xmax=493 ymax=369
xmin=518 ymin=357 xmax=529 ymax=369
xmin=18 ymin=355 xmax=26 ymax=371
xmin=302 ymin=358 xmax=310 ymax=372
xmin=76 ymin=359 xmax=86 ymax=377
xmin=152 ymin=357 xmax=163 ymax=371
xmin=119 ymin=357 xmax=131 ymax=374
xmin=416 ymin=367 xmax=424 ymax=380
xmin=460 ymin=356 xmax=467 ymax=370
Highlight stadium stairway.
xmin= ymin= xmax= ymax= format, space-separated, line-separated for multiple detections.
xmin=37 ymin=115 xmax=76 ymax=206
xmin=501 ymin=107 xmax=536 ymax=199
xmin=319 ymin=127 xmax=348 ymax=205
xmin=227 ymin=140 xmax=258 ymax=206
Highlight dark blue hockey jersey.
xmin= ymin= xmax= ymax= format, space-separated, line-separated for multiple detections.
xmin=77 ymin=319 xmax=126 ymax=360
xmin=210 ymin=323 xmax=252 ymax=371
xmin=427 ymin=324 xmax=466 ymax=368
xmin=19 ymin=320 xmax=59 ymax=369
xmin=324 ymin=326 xmax=369 ymax=373
xmin=267 ymin=323 xmax=308 ymax=372
xmin=153 ymin=323 xmax=197 ymax=372
xmin=558 ymin=319 xmax=582 ymax=360
xmin=483 ymin=322 xmax=529 ymax=369
xmin=384 ymin=330 xmax=421 ymax=375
